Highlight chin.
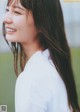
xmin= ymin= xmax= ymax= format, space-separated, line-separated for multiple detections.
xmin=6 ymin=35 xmax=18 ymax=42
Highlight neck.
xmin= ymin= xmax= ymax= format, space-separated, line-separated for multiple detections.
xmin=21 ymin=40 xmax=44 ymax=60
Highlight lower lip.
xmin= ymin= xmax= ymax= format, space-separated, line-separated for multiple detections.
xmin=6 ymin=31 xmax=16 ymax=34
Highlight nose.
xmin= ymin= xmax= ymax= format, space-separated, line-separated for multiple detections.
xmin=3 ymin=12 xmax=13 ymax=24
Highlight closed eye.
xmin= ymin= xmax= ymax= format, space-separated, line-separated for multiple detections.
xmin=14 ymin=11 xmax=21 ymax=14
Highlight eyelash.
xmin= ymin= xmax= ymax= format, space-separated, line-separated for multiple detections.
xmin=14 ymin=11 xmax=21 ymax=14
xmin=6 ymin=8 xmax=21 ymax=15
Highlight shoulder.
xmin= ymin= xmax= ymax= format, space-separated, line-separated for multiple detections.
xmin=15 ymin=49 xmax=71 ymax=112
xmin=22 ymin=50 xmax=57 ymax=81
xmin=16 ymin=49 xmax=68 ymax=100
xmin=16 ymin=50 xmax=66 ymax=92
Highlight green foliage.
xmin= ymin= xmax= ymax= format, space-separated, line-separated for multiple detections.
xmin=70 ymin=47 xmax=80 ymax=104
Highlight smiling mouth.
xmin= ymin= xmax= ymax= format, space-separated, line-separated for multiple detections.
xmin=6 ymin=27 xmax=17 ymax=34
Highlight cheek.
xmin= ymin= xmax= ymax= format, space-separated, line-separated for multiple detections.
xmin=12 ymin=15 xmax=37 ymax=43
xmin=16 ymin=17 xmax=37 ymax=43
xmin=14 ymin=16 xmax=29 ymax=41
xmin=15 ymin=16 xmax=27 ymax=30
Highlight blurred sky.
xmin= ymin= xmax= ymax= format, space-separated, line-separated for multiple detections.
xmin=60 ymin=0 xmax=80 ymax=23
xmin=0 ymin=0 xmax=7 ymax=30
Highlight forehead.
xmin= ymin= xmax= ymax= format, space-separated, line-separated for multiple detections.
xmin=7 ymin=0 xmax=20 ymax=6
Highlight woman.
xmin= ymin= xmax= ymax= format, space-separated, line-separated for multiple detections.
xmin=3 ymin=0 xmax=80 ymax=112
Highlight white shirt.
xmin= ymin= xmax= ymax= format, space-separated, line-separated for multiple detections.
xmin=15 ymin=49 xmax=72 ymax=112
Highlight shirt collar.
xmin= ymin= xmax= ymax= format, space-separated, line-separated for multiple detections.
xmin=24 ymin=49 xmax=52 ymax=71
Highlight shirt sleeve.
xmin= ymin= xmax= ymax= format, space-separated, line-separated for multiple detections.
xmin=15 ymin=72 xmax=49 ymax=112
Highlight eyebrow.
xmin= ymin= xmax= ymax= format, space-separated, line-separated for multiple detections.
xmin=13 ymin=5 xmax=24 ymax=11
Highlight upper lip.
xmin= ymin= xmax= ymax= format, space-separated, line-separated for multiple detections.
xmin=5 ymin=27 xmax=17 ymax=31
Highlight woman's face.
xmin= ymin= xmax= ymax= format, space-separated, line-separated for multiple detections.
xmin=3 ymin=0 xmax=38 ymax=44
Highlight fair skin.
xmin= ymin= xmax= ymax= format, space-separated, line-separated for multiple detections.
xmin=3 ymin=0 xmax=43 ymax=59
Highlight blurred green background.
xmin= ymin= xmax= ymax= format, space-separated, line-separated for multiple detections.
xmin=0 ymin=47 xmax=80 ymax=112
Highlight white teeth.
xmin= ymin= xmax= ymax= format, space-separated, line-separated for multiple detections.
xmin=6 ymin=28 xmax=16 ymax=32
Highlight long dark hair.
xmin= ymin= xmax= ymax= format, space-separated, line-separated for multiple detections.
xmin=3 ymin=0 xmax=80 ymax=111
